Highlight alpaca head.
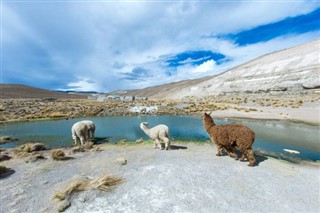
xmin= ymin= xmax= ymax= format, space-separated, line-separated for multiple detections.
xmin=140 ymin=122 xmax=148 ymax=129
xmin=202 ymin=112 xmax=215 ymax=125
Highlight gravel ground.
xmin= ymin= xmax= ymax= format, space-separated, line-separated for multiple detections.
xmin=0 ymin=142 xmax=319 ymax=213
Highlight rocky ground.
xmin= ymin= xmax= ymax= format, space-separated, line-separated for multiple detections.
xmin=0 ymin=142 xmax=319 ymax=213
xmin=0 ymin=93 xmax=319 ymax=125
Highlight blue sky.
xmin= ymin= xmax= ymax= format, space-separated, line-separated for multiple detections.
xmin=1 ymin=1 xmax=320 ymax=92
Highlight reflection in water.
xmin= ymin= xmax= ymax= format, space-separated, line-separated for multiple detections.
xmin=0 ymin=115 xmax=319 ymax=161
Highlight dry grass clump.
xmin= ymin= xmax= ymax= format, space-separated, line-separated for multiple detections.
xmin=21 ymin=143 xmax=46 ymax=153
xmin=0 ymin=154 xmax=11 ymax=162
xmin=53 ymin=180 xmax=90 ymax=201
xmin=13 ymin=143 xmax=46 ymax=154
xmin=12 ymin=143 xmax=46 ymax=162
xmin=53 ymin=174 xmax=124 ymax=201
xmin=25 ymin=153 xmax=45 ymax=163
xmin=50 ymin=112 xmax=67 ymax=118
xmin=51 ymin=149 xmax=66 ymax=161
xmin=0 ymin=165 xmax=9 ymax=175
xmin=91 ymin=174 xmax=124 ymax=191
xmin=70 ymin=142 xmax=102 ymax=153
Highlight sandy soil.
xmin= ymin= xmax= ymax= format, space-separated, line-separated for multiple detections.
xmin=1 ymin=142 xmax=319 ymax=213
xmin=208 ymin=101 xmax=320 ymax=125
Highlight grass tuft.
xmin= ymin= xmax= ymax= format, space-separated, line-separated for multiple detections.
xmin=92 ymin=175 xmax=124 ymax=192
xmin=53 ymin=174 xmax=124 ymax=201
xmin=0 ymin=165 xmax=9 ymax=175
xmin=51 ymin=149 xmax=66 ymax=161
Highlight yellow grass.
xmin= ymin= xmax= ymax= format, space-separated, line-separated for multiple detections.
xmin=0 ymin=165 xmax=9 ymax=175
xmin=51 ymin=149 xmax=66 ymax=161
xmin=53 ymin=174 xmax=124 ymax=201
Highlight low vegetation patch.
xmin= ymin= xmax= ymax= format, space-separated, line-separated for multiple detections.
xmin=0 ymin=165 xmax=9 ymax=175
xmin=12 ymin=143 xmax=47 ymax=162
xmin=51 ymin=149 xmax=67 ymax=161
xmin=70 ymin=142 xmax=103 ymax=153
xmin=53 ymin=174 xmax=124 ymax=212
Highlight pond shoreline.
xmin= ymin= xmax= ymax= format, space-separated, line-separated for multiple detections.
xmin=2 ymin=139 xmax=319 ymax=164
xmin=1 ymin=114 xmax=319 ymax=161
xmin=0 ymin=98 xmax=319 ymax=126
xmin=1 ymin=112 xmax=319 ymax=126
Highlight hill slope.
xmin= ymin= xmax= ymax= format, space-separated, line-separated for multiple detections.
xmin=119 ymin=40 xmax=320 ymax=99
xmin=0 ymin=84 xmax=86 ymax=99
xmin=109 ymin=76 xmax=212 ymax=98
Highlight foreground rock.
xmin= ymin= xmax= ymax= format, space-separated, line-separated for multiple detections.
xmin=0 ymin=143 xmax=319 ymax=212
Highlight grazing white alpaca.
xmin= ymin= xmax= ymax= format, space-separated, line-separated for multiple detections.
xmin=71 ymin=121 xmax=88 ymax=145
xmin=71 ymin=120 xmax=96 ymax=145
xmin=140 ymin=122 xmax=171 ymax=150
xmin=81 ymin=120 xmax=96 ymax=141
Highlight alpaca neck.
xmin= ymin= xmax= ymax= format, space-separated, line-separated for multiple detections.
xmin=141 ymin=126 xmax=150 ymax=136
xmin=203 ymin=118 xmax=216 ymax=133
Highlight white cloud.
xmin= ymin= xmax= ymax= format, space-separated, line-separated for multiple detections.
xmin=2 ymin=1 xmax=320 ymax=92
xmin=193 ymin=60 xmax=216 ymax=73
xmin=67 ymin=79 xmax=100 ymax=92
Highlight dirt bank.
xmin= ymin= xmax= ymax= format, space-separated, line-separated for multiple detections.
xmin=1 ymin=96 xmax=319 ymax=125
xmin=1 ymin=142 xmax=319 ymax=213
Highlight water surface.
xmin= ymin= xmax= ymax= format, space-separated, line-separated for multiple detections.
xmin=0 ymin=115 xmax=319 ymax=161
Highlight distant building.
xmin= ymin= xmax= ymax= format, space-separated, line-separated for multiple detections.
xmin=107 ymin=95 xmax=121 ymax=100
xmin=88 ymin=94 xmax=146 ymax=102
xmin=97 ymin=95 xmax=108 ymax=101
xmin=129 ymin=106 xmax=158 ymax=114
xmin=135 ymin=96 xmax=148 ymax=101
xmin=121 ymin=96 xmax=135 ymax=101
xmin=87 ymin=94 xmax=99 ymax=100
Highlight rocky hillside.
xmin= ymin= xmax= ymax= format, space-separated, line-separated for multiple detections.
xmin=118 ymin=40 xmax=320 ymax=99
xmin=0 ymin=84 xmax=86 ymax=99
xmin=110 ymin=76 xmax=211 ymax=98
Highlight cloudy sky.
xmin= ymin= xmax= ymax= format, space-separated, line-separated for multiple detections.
xmin=2 ymin=1 xmax=320 ymax=92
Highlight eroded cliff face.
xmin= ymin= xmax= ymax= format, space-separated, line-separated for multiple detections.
xmin=165 ymin=40 xmax=320 ymax=99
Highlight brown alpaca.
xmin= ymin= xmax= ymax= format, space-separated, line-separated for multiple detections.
xmin=202 ymin=112 xmax=256 ymax=167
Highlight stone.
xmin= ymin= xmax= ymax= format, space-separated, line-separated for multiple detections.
xmin=115 ymin=157 xmax=127 ymax=165
xmin=56 ymin=200 xmax=71 ymax=212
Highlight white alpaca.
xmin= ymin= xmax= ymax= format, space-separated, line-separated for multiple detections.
xmin=71 ymin=121 xmax=88 ymax=145
xmin=80 ymin=120 xmax=96 ymax=141
xmin=71 ymin=120 xmax=95 ymax=145
xmin=140 ymin=122 xmax=170 ymax=150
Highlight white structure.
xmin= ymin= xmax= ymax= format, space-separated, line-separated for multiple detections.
xmin=129 ymin=106 xmax=158 ymax=114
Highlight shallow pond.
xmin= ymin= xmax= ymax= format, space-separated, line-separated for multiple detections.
xmin=0 ymin=115 xmax=319 ymax=161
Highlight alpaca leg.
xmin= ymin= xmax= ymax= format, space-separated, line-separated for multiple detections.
xmin=80 ymin=136 xmax=86 ymax=145
xmin=163 ymin=137 xmax=170 ymax=150
xmin=225 ymin=147 xmax=239 ymax=160
xmin=247 ymin=149 xmax=256 ymax=167
xmin=239 ymin=148 xmax=247 ymax=161
xmin=154 ymin=139 xmax=161 ymax=149
xmin=87 ymin=131 xmax=91 ymax=142
xmin=92 ymin=130 xmax=95 ymax=141
xmin=74 ymin=136 xmax=80 ymax=146
xmin=239 ymin=153 xmax=247 ymax=161
xmin=155 ymin=138 xmax=163 ymax=150
xmin=216 ymin=144 xmax=224 ymax=156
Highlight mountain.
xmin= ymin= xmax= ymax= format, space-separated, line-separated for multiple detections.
xmin=117 ymin=40 xmax=320 ymax=99
xmin=109 ymin=76 xmax=212 ymax=98
xmin=0 ymin=84 xmax=87 ymax=99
